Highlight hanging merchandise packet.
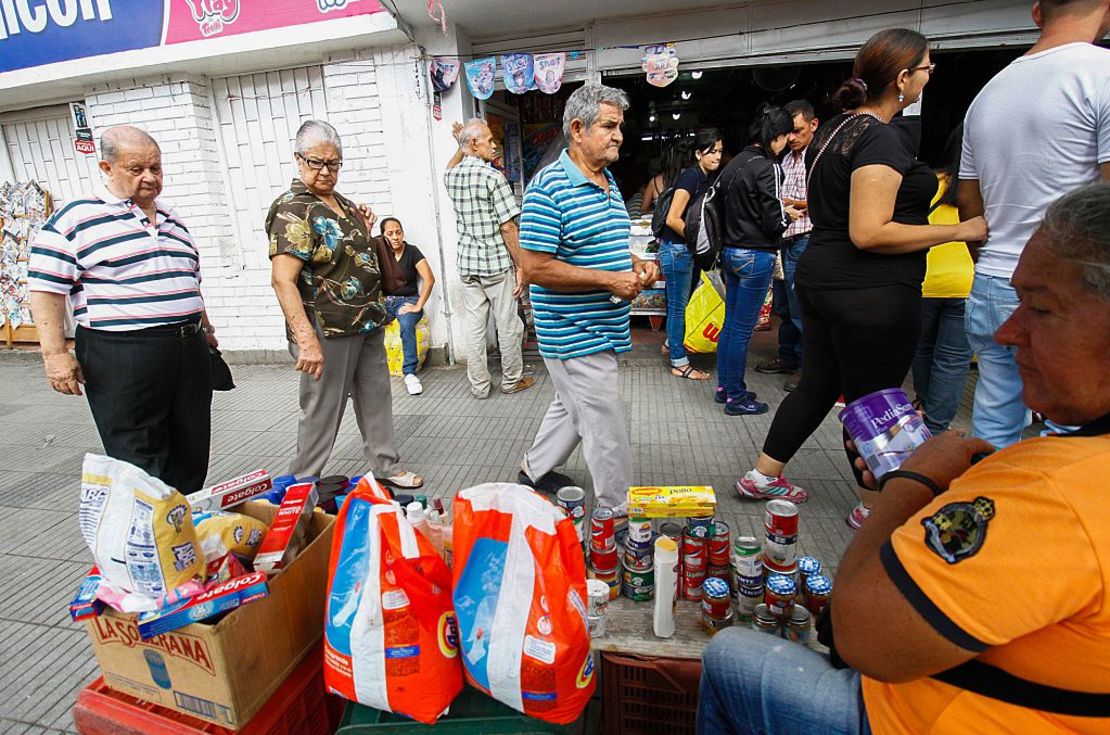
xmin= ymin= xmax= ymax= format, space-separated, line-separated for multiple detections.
xmin=79 ymin=453 xmax=205 ymax=610
xmin=324 ymin=476 xmax=463 ymax=725
xmin=452 ymin=483 xmax=596 ymax=725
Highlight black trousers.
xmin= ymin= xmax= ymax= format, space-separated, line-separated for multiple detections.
xmin=761 ymin=283 xmax=921 ymax=486
xmin=76 ymin=323 xmax=213 ymax=494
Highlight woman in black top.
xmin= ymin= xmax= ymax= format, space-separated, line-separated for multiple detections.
xmin=381 ymin=217 xmax=436 ymax=395
xmin=736 ymin=29 xmax=987 ymax=527
xmin=660 ymin=128 xmax=723 ymax=380
xmin=716 ymin=107 xmax=798 ymax=415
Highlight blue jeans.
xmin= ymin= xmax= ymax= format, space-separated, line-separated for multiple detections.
xmin=698 ymin=627 xmax=870 ymax=735
xmin=913 ymin=297 xmax=972 ymax=434
xmin=659 ymin=240 xmax=694 ymax=368
xmin=384 ymin=295 xmax=421 ymax=376
xmin=717 ymin=248 xmax=776 ymax=401
xmin=777 ymin=234 xmax=808 ymax=366
xmin=965 ymin=273 xmax=1027 ymax=448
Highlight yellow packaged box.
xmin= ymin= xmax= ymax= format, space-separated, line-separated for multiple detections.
xmin=83 ymin=501 xmax=334 ymax=729
xmin=627 ymin=486 xmax=717 ymax=518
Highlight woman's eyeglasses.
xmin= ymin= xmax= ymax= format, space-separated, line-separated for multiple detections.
xmin=908 ymin=63 xmax=937 ymax=75
xmin=297 ymin=153 xmax=344 ymax=171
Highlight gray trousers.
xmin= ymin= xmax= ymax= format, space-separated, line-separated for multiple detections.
xmin=288 ymin=325 xmax=403 ymax=479
xmin=461 ymin=270 xmax=524 ymax=395
xmin=523 ymin=350 xmax=631 ymax=509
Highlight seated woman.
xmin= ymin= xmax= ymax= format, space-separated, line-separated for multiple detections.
xmin=380 ymin=217 xmax=436 ymax=395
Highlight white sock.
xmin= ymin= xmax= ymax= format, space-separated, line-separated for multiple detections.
xmin=747 ymin=469 xmax=777 ymax=487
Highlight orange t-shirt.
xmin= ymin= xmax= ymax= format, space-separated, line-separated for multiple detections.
xmin=862 ymin=421 xmax=1110 ymax=734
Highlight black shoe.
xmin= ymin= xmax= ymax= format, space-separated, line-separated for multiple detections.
xmin=725 ymin=395 xmax=769 ymax=416
xmin=717 ymin=387 xmax=757 ymax=404
xmin=784 ymin=371 xmax=801 ymax=392
xmin=518 ymin=470 xmax=574 ymax=494
xmin=755 ymin=357 xmax=796 ymax=375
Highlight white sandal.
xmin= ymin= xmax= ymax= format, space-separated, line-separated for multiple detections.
xmin=383 ymin=470 xmax=424 ymax=489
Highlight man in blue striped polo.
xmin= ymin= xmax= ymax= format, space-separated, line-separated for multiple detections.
xmin=517 ymin=84 xmax=660 ymax=513
xmin=29 ymin=126 xmax=217 ymax=493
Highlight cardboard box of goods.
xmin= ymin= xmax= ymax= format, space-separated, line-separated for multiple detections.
xmin=83 ymin=501 xmax=334 ymax=729
xmin=627 ymin=486 xmax=717 ymax=518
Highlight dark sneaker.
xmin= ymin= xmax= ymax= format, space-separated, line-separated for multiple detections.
xmin=725 ymin=395 xmax=769 ymax=416
xmin=502 ymin=375 xmax=536 ymax=394
xmin=784 ymin=371 xmax=801 ymax=392
xmin=518 ymin=470 xmax=574 ymax=495
xmin=717 ymin=387 xmax=757 ymax=404
xmin=755 ymin=357 xmax=796 ymax=375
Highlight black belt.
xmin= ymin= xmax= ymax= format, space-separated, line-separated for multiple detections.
xmin=81 ymin=318 xmax=203 ymax=339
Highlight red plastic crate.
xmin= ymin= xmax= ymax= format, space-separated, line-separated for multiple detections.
xmin=601 ymin=653 xmax=701 ymax=735
xmin=74 ymin=644 xmax=333 ymax=734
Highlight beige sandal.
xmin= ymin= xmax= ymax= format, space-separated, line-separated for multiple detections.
xmin=383 ymin=470 xmax=424 ymax=489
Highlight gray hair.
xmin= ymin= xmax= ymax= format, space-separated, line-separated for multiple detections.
xmin=1039 ymin=182 xmax=1110 ymax=300
xmin=295 ymin=120 xmax=342 ymax=156
xmin=100 ymin=125 xmax=160 ymax=163
xmin=459 ymin=118 xmax=488 ymax=148
xmin=562 ymin=83 xmax=630 ymax=141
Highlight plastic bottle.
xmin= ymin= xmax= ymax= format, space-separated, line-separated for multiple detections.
xmin=423 ymin=506 xmax=443 ymax=555
xmin=653 ymin=536 xmax=679 ymax=638
xmin=406 ymin=501 xmax=428 ymax=537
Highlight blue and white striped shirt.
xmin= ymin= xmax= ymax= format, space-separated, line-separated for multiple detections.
xmin=521 ymin=150 xmax=632 ymax=360
xmin=28 ymin=187 xmax=204 ymax=331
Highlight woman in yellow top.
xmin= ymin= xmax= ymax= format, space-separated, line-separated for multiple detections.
xmin=913 ymin=125 xmax=974 ymax=434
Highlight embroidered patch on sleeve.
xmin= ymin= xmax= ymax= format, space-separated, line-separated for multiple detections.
xmin=921 ymin=497 xmax=996 ymax=564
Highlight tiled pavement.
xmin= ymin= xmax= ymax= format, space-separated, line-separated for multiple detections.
xmin=0 ymin=330 xmax=975 ymax=733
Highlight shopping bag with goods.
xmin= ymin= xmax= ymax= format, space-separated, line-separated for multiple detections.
xmin=683 ymin=271 xmax=725 ymax=354
xmin=324 ymin=476 xmax=462 ymax=724
xmin=452 ymin=483 xmax=595 ymax=724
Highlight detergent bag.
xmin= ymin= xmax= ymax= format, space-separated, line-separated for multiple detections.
xmin=324 ymin=477 xmax=462 ymax=724
xmin=452 ymin=483 xmax=596 ymax=724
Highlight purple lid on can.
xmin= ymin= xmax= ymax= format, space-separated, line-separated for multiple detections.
xmin=703 ymin=577 xmax=729 ymax=598
xmin=766 ymin=573 xmax=796 ymax=596
xmin=798 ymin=556 xmax=821 ymax=575
xmin=805 ymin=574 xmax=832 ymax=596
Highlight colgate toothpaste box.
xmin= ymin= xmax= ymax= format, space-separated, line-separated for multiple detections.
xmin=70 ymin=566 xmax=104 ymax=622
xmin=254 ymin=482 xmax=318 ymax=575
xmin=137 ymin=572 xmax=269 ymax=640
xmin=187 ymin=470 xmax=273 ymax=513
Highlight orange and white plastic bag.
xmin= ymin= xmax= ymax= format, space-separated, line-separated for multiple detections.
xmin=324 ymin=476 xmax=462 ymax=724
xmin=452 ymin=483 xmax=596 ymax=724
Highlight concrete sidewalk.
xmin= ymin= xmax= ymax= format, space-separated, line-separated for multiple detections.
xmin=0 ymin=332 xmax=975 ymax=733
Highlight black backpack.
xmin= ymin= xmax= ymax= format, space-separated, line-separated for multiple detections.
xmin=649 ymin=184 xmax=678 ymax=239
xmin=686 ymin=157 xmax=751 ymax=271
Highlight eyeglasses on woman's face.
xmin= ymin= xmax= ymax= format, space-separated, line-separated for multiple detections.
xmin=297 ymin=153 xmax=344 ymax=171
xmin=908 ymin=62 xmax=936 ymax=75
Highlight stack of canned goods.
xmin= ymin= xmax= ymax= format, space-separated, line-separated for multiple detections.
xmin=681 ymin=516 xmax=712 ymax=600
xmin=587 ymin=508 xmax=620 ymax=600
xmin=556 ymin=486 xmax=587 ymax=544
xmin=763 ymin=499 xmax=800 ymax=582
xmin=731 ymin=535 xmax=764 ymax=622
xmin=622 ymin=517 xmax=655 ymax=601
xmin=700 ymin=576 xmax=733 ymax=634
xmin=706 ymin=520 xmax=731 ymax=583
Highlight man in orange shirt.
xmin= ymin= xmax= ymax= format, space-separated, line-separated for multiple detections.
xmin=698 ymin=183 xmax=1110 ymax=734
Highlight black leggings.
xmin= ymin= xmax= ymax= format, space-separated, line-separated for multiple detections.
xmin=761 ymin=283 xmax=921 ymax=486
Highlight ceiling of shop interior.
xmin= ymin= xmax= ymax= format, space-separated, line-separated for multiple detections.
xmin=390 ymin=0 xmax=752 ymax=39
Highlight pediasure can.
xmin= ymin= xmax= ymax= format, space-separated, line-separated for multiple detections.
xmin=839 ymin=388 xmax=933 ymax=481
xmin=556 ymin=486 xmax=587 ymax=542
xmin=764 ymin=500 xmax=799 ymax=567
xmin=708 ymin=520 xmax=731 ymax=566
xmin=591 ymin=508 xmax=616 ymax=553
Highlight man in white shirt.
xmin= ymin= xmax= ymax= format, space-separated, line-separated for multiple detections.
xmin=959 ymin=0 xmax=1110 ymax=448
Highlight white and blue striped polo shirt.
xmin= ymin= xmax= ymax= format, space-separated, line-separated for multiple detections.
xmin=521 ymin=150 xmax=633 ymax=360
xmin=28 ymin=187 xmax=204 ymax=332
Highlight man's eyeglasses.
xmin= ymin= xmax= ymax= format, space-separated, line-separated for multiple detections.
xmin=908 ymin=63 xmax=937 ymax=75
xmin=297 ymin=153 xmax=344 ymax=171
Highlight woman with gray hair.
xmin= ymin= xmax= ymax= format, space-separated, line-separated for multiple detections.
xmin=267 ymin=119 xmax=423 ymax=489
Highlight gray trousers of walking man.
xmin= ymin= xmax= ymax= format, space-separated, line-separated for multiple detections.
xmin=461 ymin=269 xmax=524 ymax=397
xmin=288 ymin=324 xmax=404 ymax=479
xmin=522 ymin=350 xmax=632 ymax=510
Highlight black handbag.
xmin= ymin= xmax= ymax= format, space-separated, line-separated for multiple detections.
xmin=209 ymin=347 xmax=235 ymax=391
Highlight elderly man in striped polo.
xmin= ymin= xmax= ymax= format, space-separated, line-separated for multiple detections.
xmin=517 ymin=84 xmax=660 ymax=513
xmin=29 ymin=125 xmax=217 ymax=493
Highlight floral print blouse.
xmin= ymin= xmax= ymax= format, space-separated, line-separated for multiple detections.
xmin=266 ymin=179 xmax=387 ymax=339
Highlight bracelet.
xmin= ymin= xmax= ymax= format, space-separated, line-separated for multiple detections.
xmin=203 ymin=325 xmax=216 ymax=334
xmin=878 ymin=470 xmax=944 ymax=497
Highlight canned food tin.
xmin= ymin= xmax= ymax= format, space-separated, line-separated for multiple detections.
xmin=687 ymin=515 xmax=714 ymax=531
xmin=733 ymin=549 xmax=764 ymax=579
xmin=682 ymin=531 xmax=708 ymax=569
xmin=751 ymin=604 xmax=780 ymax=635
xmin=764 ymin=499 xmax=799 ymax=537
xmin=735 ymin=584 xmax=763 ymax=619
xmin=708 ymin=520 xmax=731 ymax=564
xmin=734 ymin=535 xmax=761 ymax=557
xmin=590 ymin=508 xmax=616 ymax=552
xmin=765 ymin=574 xmax=797 ymax=618
xmin=683 ymin=571 xmax=706 ymax=601
xmin=586 ymin=579 xmax=610 ymax=618
xmin=734 ymin=570 xmax=763 ymax=589
xmin=589 ymin=565 xmax=621 ymax=601
xmin=627 ymin=517 xmax=653 ymax=544
xmin=701 ymin=608 xmax=734 ymax=635
xmin=623 ymin=551 xmax=653 ymax=573
xmin=590 ymin=548 xmax=619 ymax=573
xmin=622 ymin=568 xmax=655 ymax=601
xmin=556 ymin=486 xmax=586 ymax=519
xmin=797 ymin=556 xmax=821 ymax=580
xmin=587 ymin=614 xmax=607 ymax=638
xmin=763 ymin=529 xmax=798 ymax=568
xmin=804 ymin=573 xmax=832 ymax=616
xmin=660 ymin=521 xmax=683 ymax=541
xmin=786 ymin=606 xmax=812 ymax=644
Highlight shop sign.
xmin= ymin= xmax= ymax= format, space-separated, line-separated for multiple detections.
xmin=1 ymin=0 xmax=385 ymax=74
xmin=71 ymin=101 xmax=96 ymax=155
